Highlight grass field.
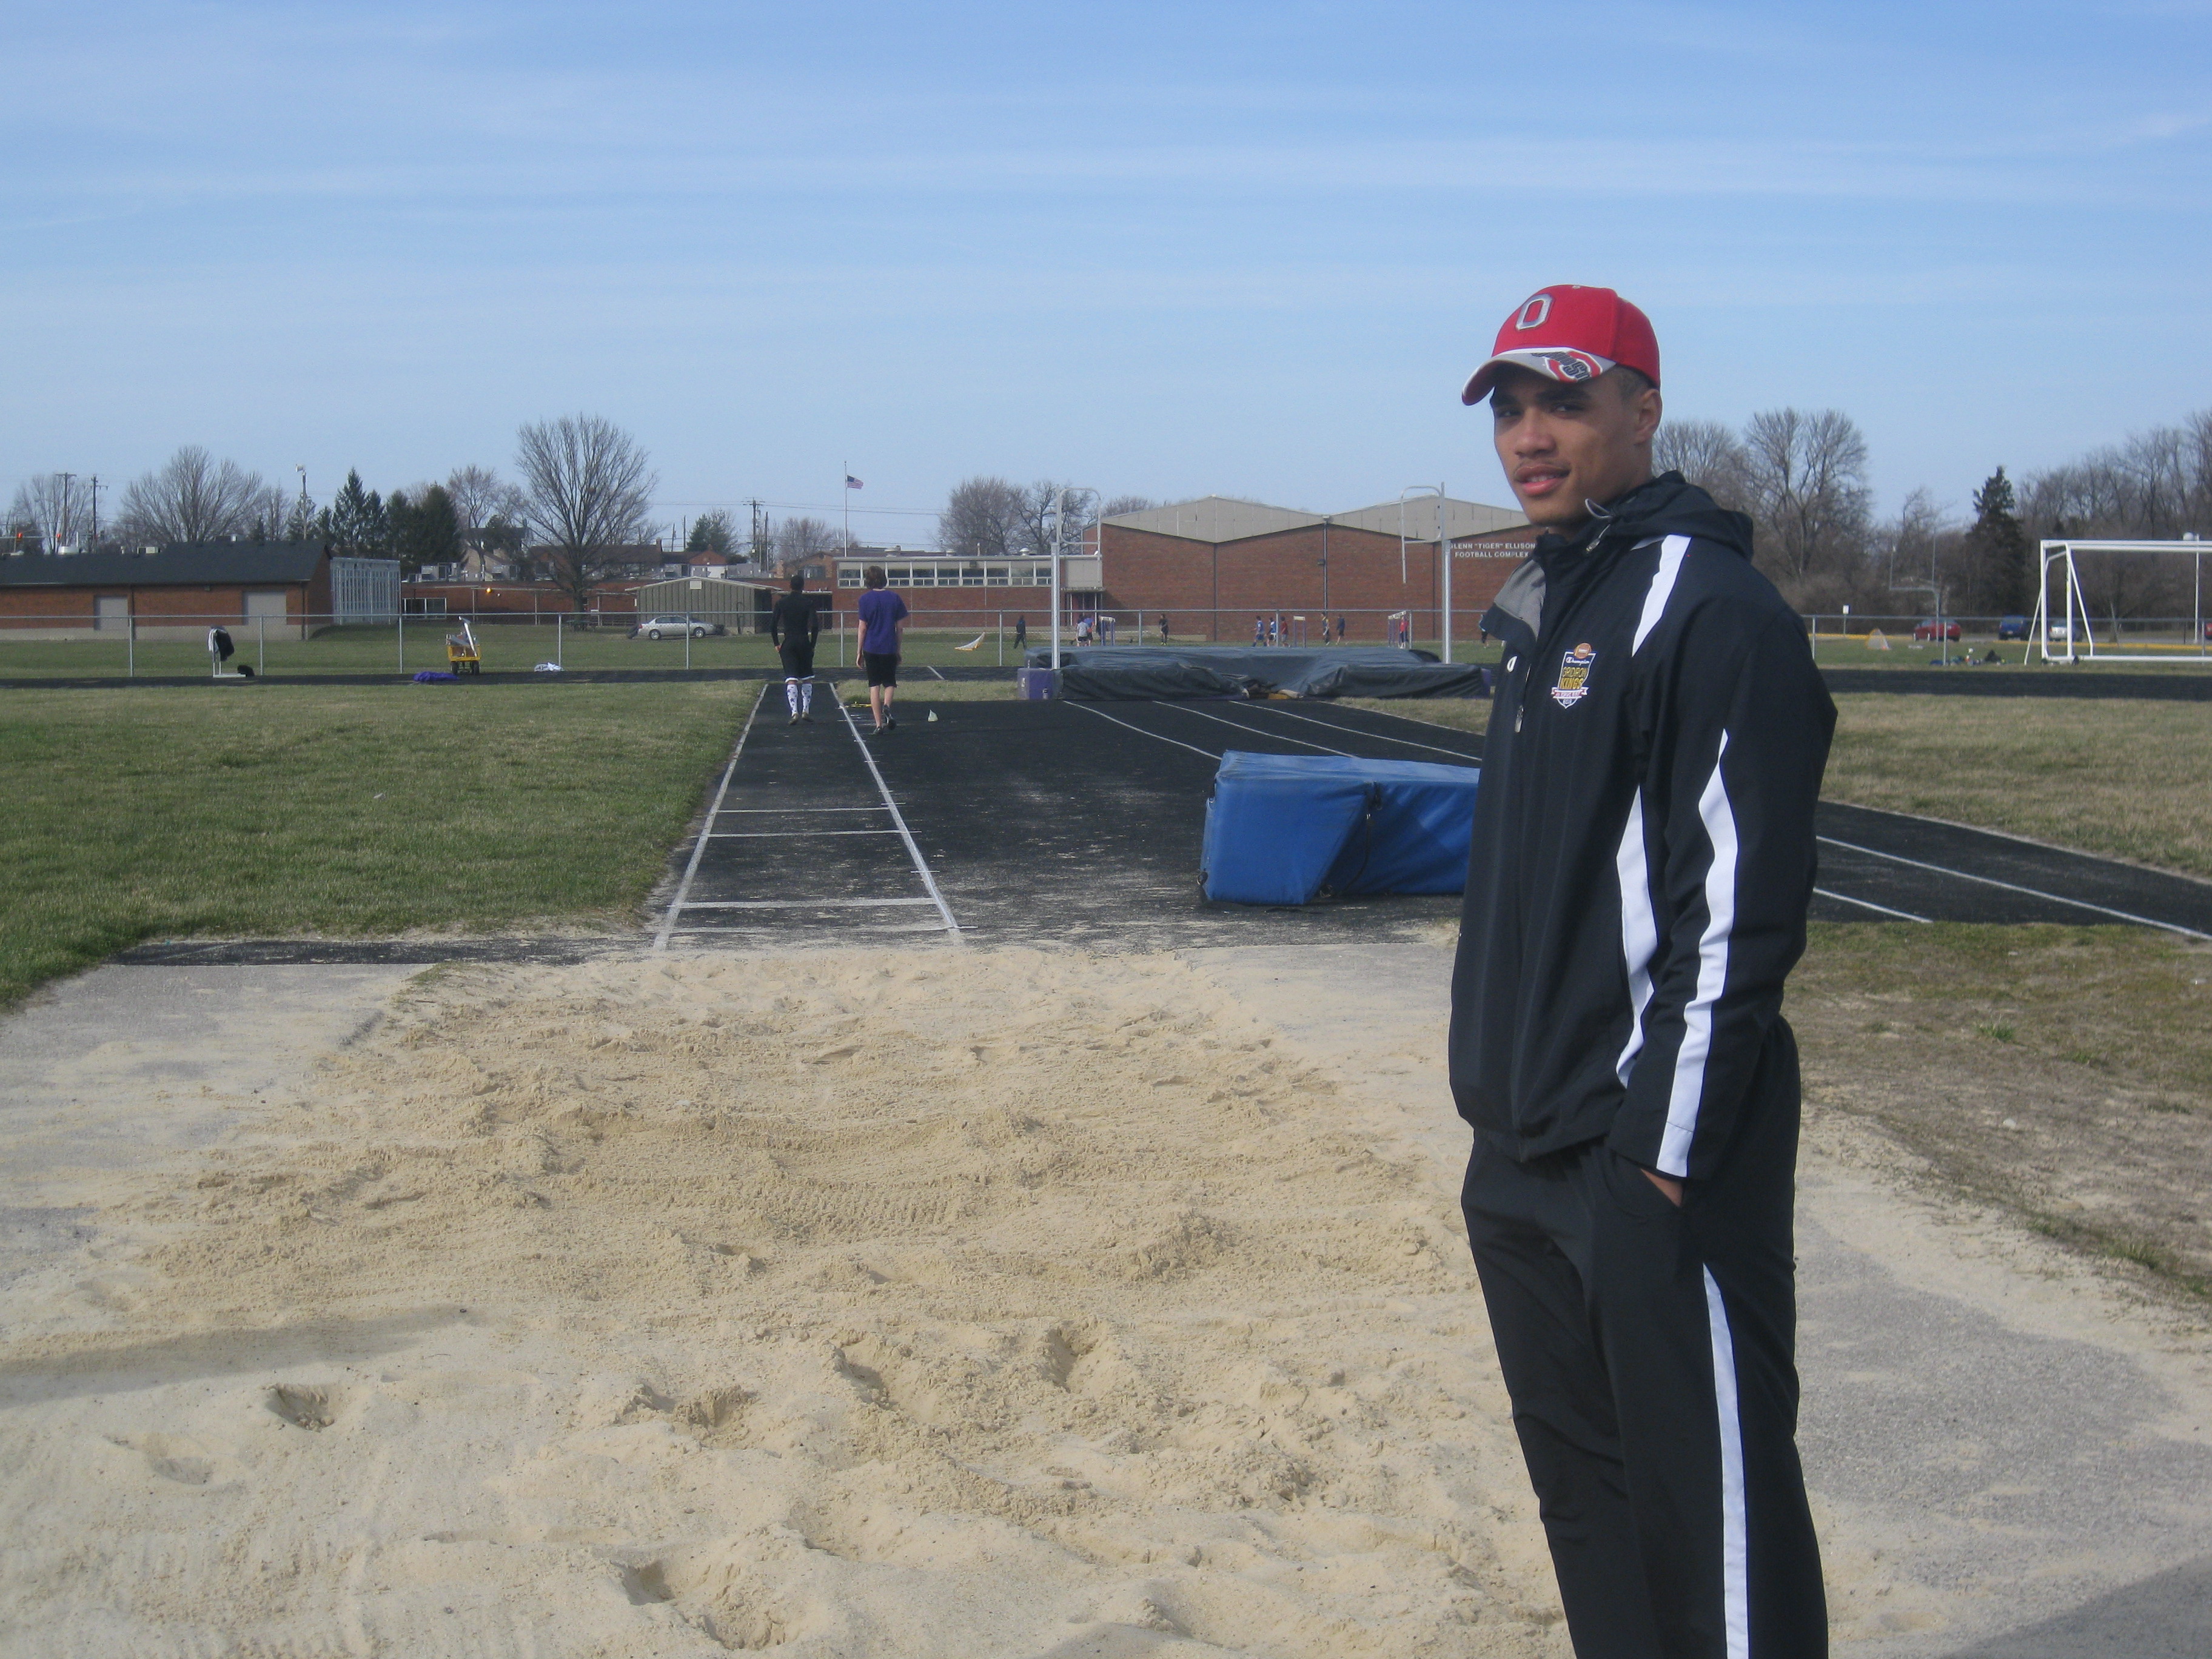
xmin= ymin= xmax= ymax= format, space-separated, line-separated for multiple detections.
xmin=1364 ymin=692 xmax=2212 ymax=879
xmin=0 ymin=623 xmax=1044 ymax=678
xmin=0 ymin=681 xmax=756 ymax=1007
xmin=1823 ymin=694 xmax=2212 ymax=877
xmin=1792 ymin=922 xmax=2212 ymax=1301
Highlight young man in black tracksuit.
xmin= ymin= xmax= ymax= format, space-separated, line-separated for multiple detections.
xmin=1452 ymin=286 xmax=1834 ymax=1657
xmin=770 ymin=574 xmax=821 ymax=724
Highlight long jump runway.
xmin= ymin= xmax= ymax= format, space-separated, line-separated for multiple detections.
xmin=655 ymin=694 xmax=2212 ymax=949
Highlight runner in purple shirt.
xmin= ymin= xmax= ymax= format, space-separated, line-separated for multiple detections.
xmin=855 ymin=567 xmax=908 ymax=734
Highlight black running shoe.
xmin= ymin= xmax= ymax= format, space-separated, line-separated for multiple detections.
xmin=884 ymin=716 xmax=897 ymax=731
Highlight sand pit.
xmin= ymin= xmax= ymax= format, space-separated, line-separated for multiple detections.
xmin=0 ymin=949 xmax=1570 ymax=1656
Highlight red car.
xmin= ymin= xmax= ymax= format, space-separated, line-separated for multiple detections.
xmin=1912 ymin=618 xmax=1962 ymax=642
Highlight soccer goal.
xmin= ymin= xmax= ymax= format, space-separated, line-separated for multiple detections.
xmin=2030 ymin=539 xmax=2212 ymax=665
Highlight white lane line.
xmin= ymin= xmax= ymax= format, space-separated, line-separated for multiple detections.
xmin=1813 ymin=886 xmax=1931 ymax=923
xmin=716 ymin=806 xmax=890 ymax=815
xmin=1155 ymin=700 xmax=1357 ymax=756
xmin=839 ymin=700 xmax=962 ymax=937
xmin=927 ymin=665 xmax=947 ymax=680
xmin=670 ymin=922 xmax=954 ymax=936
xmin=707 ymin=830 xmax=902 ymax=838
xmin=677 ymin=897 xmax=938 ymax=909
xmin=1248 ymin=702 xmax=1484 ymax=762
xmin=1817 ymin=836 xmax=2212 ymax=939
xmin=654 ymin=686 xmax=765 ymax=952
xmin=1067 ymin=701 xmax=1221 ymax=759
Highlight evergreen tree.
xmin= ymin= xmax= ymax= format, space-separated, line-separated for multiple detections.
xmin=685 ymin=509 xmax=736 ymax=555
xmin=1965 ymin=466 xmax=2029 ymax=612
xmin=326 ymin=469 xmax=390 ymax=555
xmin=283 ymin=489 xmax=318 ymax=543
xmin=389 ymin=484 xmax=462 ymax=576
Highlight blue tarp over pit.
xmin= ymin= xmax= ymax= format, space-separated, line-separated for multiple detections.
xmin=1200 ymin=750 xmax=1481 ymax=905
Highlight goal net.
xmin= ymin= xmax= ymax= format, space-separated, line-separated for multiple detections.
xmin=2032 ymin=540 xmax=2212 ymax=664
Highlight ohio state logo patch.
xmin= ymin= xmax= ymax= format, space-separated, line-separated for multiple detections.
xmin=1540 ymin=350 xmax=1601 ymax=383
xmin=1552 ymin=642 xmax=1596 ymax=707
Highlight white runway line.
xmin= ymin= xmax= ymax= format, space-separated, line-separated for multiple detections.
xmin=1155 ymin=701 xmax=1358 ymax=756
xmin=1248 ymin=702 xmax=1484 ymax=762
xmin=1816 ymin=836 xmax=2212 ymax=939
xmin=677 ymin=897 xmax=939 ymax=909
xmin=706 ymin=830 xmax=902 ymax=838
xmin=839 ymin=701 xmax=962 ymax=937
xmin=1812 ymin=886 xmax=1931 ymax=923
xmin=1067 ymin=701 xmax=1220 ymax=759
xmin=652 ymin=688 xmax=765 ymax=952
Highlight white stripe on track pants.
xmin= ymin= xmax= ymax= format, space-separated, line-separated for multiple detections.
xmin=1461 ymin=1022 xmax=1827 ymax=1658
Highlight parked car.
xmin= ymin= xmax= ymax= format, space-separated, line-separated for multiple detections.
xmin=1911 ymin=618 xmax=1962 ymax=642
xmin=1996 ymin=615 xmax=2029 ymax=640
xmin=631 ymin=615 xmax=721 ymax=640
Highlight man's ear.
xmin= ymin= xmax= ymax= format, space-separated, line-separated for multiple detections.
xmin=1632 ymin=386 xmax=1663 ymax=447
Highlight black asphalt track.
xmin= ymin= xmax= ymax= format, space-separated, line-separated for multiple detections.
xmin=652 ymin=695 xmax=2212 ymax=951
xmin=107 ymin=689 xmax=2212 ymax=967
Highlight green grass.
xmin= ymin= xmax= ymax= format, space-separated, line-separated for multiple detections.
xmin=0 ymin=625 xmax=1520 ymax=680
xmin=1370 ymin=691 xmax=2212 ymax=880
xmin=1793 ymin=923 xmax=2212 ymax=1299
xmin=0 ymin=681 xmax=758 ymax=1006
xmin=1823 ymin=694 xmax=2212 ymax=877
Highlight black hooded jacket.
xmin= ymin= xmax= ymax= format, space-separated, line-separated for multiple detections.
xmin=1449 ymin=472 xmax=1835 ymax=1181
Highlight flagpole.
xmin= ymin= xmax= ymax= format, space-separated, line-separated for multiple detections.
xmin=842 ymin=460 xmax=850 ymax=557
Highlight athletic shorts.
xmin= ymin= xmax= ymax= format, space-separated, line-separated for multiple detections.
xmin=778 ymin=643 xmax=815 ymax=679
xmin=862 ymin=651 xmax=899 ymax=688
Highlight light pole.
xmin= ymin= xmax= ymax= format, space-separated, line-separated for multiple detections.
xmin=1400 ymin=484 xmax=1447 ymax=657
xmin=1049 ymin=486 xmax=1101 ymax=674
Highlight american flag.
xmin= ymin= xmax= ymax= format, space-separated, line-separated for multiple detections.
xmin=845 ymin=474 xmax=863 ymax=489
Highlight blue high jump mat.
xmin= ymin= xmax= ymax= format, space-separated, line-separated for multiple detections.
xmin=1199 ymin=751 xmax=1481 ymax=905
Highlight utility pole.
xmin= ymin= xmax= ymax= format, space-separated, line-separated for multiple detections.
xmin=88 ymin=475 xmax=100 ymax=548
xmin=56 ymin=473 xmax=75 ymax=551
xmin=746 ymin=498 xmax=769 ymax=568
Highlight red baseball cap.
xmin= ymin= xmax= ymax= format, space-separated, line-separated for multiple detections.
xmin=1461 ymin=285 xmax=1661 ymax=405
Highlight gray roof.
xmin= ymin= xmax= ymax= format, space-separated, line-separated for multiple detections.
xmin=0 ymin=542 xmax=327 ymax=588
xmin=1104 ymin=494 xmax=1526 ymax=545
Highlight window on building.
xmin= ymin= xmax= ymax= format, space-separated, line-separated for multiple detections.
xmin=838 ymin=568 xmax=862 ymax=587
xmin=961 ymin=564 xmax=985 ymax=586
xmin=985 ymin=565 xmax=1010 ymax=586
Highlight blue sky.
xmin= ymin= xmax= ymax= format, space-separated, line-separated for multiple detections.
xmin=5 ymin=1 xmax=2208 ymax=541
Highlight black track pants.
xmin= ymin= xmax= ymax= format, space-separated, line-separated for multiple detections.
xmin=1461 ymin=1025 xmax=1826 ymax=1659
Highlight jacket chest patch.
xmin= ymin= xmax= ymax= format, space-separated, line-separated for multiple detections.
xmin=1550 ymin=642 xmax=1597 ymax=708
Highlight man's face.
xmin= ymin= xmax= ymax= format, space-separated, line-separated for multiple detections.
xmin=1489 ymin=366 xmax=1662 ymax=529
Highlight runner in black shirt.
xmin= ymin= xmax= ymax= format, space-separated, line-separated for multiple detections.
xmin=769 ymin=574 xmax=820 ymax=723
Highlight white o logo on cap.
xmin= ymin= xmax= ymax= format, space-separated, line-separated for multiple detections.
xmin=1514 ymin=293 xmax=1552 ymax=331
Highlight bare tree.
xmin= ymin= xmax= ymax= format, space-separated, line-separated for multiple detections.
xmin=114 ymin=446 xmax=283 ymax=545
xmin=1019 ymin=481 xmax=1098 ymax=563
xmin=2021 ymin=410 xmax=2212 ymax=542
xmin=6 ymin=473 xmax=93 ymax=553
xmin=1740 ymin=408 xmax=1872 ymax=592
xmin=938 ymin=476 xmax=1028 ymax=558
xmin=514 ymin=415 xmax=657 ymax=609
xmin=445 ymin=464 xmax=528 ymax=533
xmin=771 ymin=515 xmax=840 ymax=573
xmin=1652 ymin=420 xmax=1754 ymax=514
xmin=1101 ymin=494 xmax=1158 ymax=518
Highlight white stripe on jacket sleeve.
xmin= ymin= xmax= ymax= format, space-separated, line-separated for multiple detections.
xmin=1614 ymin=788 xmax=1659 ymax=1085
xmin=1632 ymin=534 xmax=1691 ymax=652
xmin=1658 ymin=731 xmax=1739 ymax=1177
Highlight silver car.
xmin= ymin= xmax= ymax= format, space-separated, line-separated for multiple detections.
xmin=633 ymin=615 xmax=711 ymax=640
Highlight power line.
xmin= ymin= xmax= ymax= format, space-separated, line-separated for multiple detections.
xmin=651 ymin=498 xmax=940 ymax=518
